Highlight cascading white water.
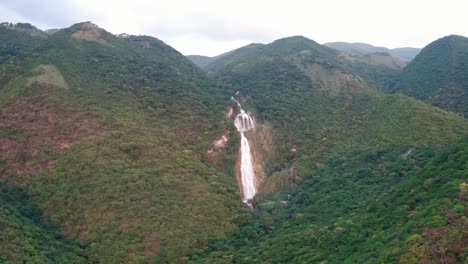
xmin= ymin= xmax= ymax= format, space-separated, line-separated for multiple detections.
xmin=232 ymin=97 xmax=256 ymax=203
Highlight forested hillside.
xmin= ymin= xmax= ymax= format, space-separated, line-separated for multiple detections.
xmin=0 ymin=22 xmax=47 ymax=64
xmin=192 ymin=136 xmax=468 ymax=263
xmin=325 ymin=42 xmax=421 ymax=61
xmin=394 ymin=35 xmax=468 ymax=117
xmin=202 ymin=36 xmax=467 ymax=182
xmin=0 ymin=181 xmax=88 ymax=263
xmin=187 ymin=55 xmax=213 ymax=68
xmin=1 ymin=21 xmax=467 ymax=263
xmin=0 ymin=22 xmax=248 ymax=263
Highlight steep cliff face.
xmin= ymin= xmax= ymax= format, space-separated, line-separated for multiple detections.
xmin=234 ymin=125 xmax=268 ymax=201
xmin=230 ymin=95 xmax=282 ymax=204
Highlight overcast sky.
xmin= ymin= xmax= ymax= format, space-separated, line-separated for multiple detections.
xmin=1 ymin=0 xmax=468 ymax=56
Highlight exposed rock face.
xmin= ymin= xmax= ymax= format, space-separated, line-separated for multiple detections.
xmin=72 ymin=22 xmax=111 ymax=47
xmin=233 ymin=111 xmax=275 ymax=203
xmin=245 ymin=125 xmax=268 ymax=192
xmin=208 ymin=130 xmax=229 ymax=154
xmin=206 ymin=129 xmax=231 ymax=169
xmin=213 ymin=132 xmax=229 ymax=148
xmin=225 ymin=106 xmax=233 ymax=118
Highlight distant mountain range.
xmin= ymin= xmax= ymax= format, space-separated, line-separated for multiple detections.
xmin=324 ymin=41 xmax=421 ymax=61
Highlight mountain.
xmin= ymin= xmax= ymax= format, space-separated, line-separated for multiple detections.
xmin=187 ymin=55 xmax=213 ymax=68
xmin=325 ymin=41 xmax=389 ymax=54
xmin=0 ymin=22 xmax=47 ymax=64
xmin=0 ymin=182 xmax=87 ymax=263
xmin=199 ymin=41 xmax=405 ymax=92
xmin=325 ymin=41 xmax=421 ymax=61
xmin=193 ymin=35 xmax=466 ymax=263
xmin=394 ymin=35 xmax=468 ymax=117
xmin=391 ymin=47 xmax=423 ymax=62
xmin=0 ymin=23 xmax=48 ymax=88
xmin=337 ymin=51 xmax=405 ymax=92
xmin=1 ymin=22 xmax=467 ymax=263
xmin=192 ymin=136 xmax=468 ymax=263
xmin=0 ymin=22 xmax=248 ymax=262
xmin=202 ymin=36 xmax=466 ymax=181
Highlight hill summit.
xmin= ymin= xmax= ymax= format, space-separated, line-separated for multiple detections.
xmin=394 ymin=35 xmax=468 ymax=116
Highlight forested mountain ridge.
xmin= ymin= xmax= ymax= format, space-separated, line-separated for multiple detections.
xmin=0 ymin=23 xmax=49 ymax=89
xmin=0 ymin=181 xmax=88 ymax=263
xmin=325 ymin=41 xmax=421 ymax=61
xmin=0 ymin=21 xmax=248 ymax=262
xmin=1 ymin=21 xmax=467 ymax=263
xmin=194 ymin=38 xmax=406 ymax=93
xmin=0 ymin=22 xmax=47 ymax=64
xmin=187 ymin=55 xmax=213 ymax=68
xmin=192 ymin=136 xmax=468 ymax=263
xmin=202 ymin=35 xmax=466 ymax=183
xmin=394 ymin=35 xmax=468 ymax=117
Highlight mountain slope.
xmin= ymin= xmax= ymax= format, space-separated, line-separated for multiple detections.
xmin=0 ymin=182 xmax=87 ymax=263
xmin=0 ymin=22 xmax=47 ymax=65
xmin=391 ymin=47 xmax=422 ymax=62
xmin=0 ymin=23 xmax=48 ymax=88
xmin=205 ymin=36 xmax=466 ymax=177
xmin=0 ymin=22 xmax=248 ymax=262
xmin=394 ymin=35 xmax=468 ymax=117
xmin=192 ymin=136 xmax=468 ymax=263
xmin=187 ymin=55 xmax=213 ymax=68
xmin=338 ymin=51 xmax=405 ymax=92
xmin=325 ymin=41 xmax=421 ymax=61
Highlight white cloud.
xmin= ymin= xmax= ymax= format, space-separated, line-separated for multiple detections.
xmin=1 ymin=0 xmax=468 ymax=56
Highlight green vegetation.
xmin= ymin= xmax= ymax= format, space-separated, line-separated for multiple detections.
xmin=0 ymin=22 xmax=47 ymax=64
xmin=204 ymin=36 xmax=467 ymax=176
xmin=0 ymin=22 xmax=248 ymax=262
xmin=0 ymin=182 xmax=88 ymax=263
xmin=1 ymin=22 xmax=467 ymax=263
xmin=187 ymin=55 xmax=213 ymax=68
xmin=324 ymin=42 xmax=421 ymax=62
xmin=394 ymin=35 xmax=468 ymax=117
xmin=0 ymin=23 xmax=47 ymax=88
xmin=340 ymin=54 xmax=403 ymax=92
xmin=192 ymin=137 xmax=468 ymax=263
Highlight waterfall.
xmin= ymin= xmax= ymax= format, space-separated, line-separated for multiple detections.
xmin=232 ymin=97 xmax=257 ymax=203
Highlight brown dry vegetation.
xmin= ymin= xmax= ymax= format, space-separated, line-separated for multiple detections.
xmin=0 ymin=97 xmax=100 ymax=175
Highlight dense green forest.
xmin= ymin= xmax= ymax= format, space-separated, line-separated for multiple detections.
xmin=0 ymin=22 xmax=248 ymax=262
xmin=202 ymin=36 xmax=467 ymax=177
xmin=324 ymin=42 xmax=421 ymax=62
xmin=192 ymin=137 xmax=468 ymax=263
xmin=0 ymin=22 xmax=47 ymax=64
xmin=1 ymin=22 xmax=467 ymax=263
xmin=394 ymin=35 xmax=468 ymax=117
xmin=0 ymin=182 xmax=88 ymax=263
xmin=187 ymin=55 xmax=213 ymax=68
